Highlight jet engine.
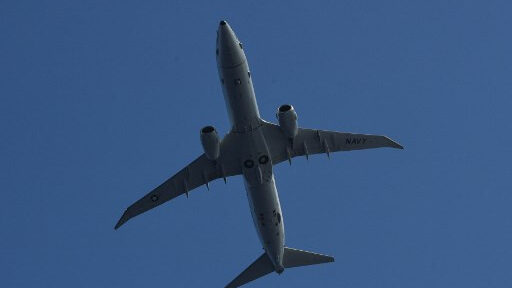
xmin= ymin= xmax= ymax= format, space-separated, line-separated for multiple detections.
xmin=200 ymin=126 xmax=220 ymax=160
xmin=276 ymin=104 xmax=298 ymax=139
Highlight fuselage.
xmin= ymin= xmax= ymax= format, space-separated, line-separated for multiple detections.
xmin=216 ymin=21 xmax=285 ymax=273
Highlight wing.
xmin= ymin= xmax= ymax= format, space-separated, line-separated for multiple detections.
xmin=261 ymin=121 xmax=403 ymax=165
xmin=115 ymin=133 xmax=241 ymax=229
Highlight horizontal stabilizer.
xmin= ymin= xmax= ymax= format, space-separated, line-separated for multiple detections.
xmin=225 ymin=247 xmax=334 ymax=287
xmin=225 ymin=252 xmax=274 ymax=288
xmin=283 ymin=247 xmax=334 ymax=268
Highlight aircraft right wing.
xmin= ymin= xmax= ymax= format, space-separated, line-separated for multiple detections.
xmin=115 ymin=132 xmax=242 ymax=229
xmin=261 ymin=121 xmax=403 ymax=165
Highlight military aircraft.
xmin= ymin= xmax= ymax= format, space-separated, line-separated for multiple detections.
xmin=115 ymin=20 xmax=403 ymax=287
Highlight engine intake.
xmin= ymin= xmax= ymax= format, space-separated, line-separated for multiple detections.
xmin=277 ymin=104 xmax=298 ymax=139
xmin=200 ymin=126 xmax=220 ymax=160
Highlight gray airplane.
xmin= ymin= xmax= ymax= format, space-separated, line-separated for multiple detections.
xmin=115 ymin=20 xmax=403 ymax=287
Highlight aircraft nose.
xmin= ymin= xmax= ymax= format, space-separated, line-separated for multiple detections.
xmin=217 ymin=20 xmax=237 ymax=48
xmin=216 ymin=20 xmax=245 ymax=68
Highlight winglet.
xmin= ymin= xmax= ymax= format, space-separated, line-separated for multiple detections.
xmin=114 ymin=210 xmax=130 ymax=230
xmin=386 ymin=137 xmax=404 ymax=149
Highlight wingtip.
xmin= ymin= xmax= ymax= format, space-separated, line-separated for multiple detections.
xmin=114 ymin=210 xmax=130 ymax=230
xmin=114 ymin=221 xmax=122 ymax=230
xmin=386 ymin=137 xmax=404 ymax=150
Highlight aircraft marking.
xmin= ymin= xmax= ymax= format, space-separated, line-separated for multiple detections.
xmin=346 ymin=138 xmax=367 ymax=145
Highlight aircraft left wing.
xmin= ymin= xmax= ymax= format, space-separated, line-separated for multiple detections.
xmin=261 ymin=121 xmax=403 ymax=165
xmin=115 ymin=133 xmax=241 ymax=229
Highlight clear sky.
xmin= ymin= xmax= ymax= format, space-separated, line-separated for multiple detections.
xmin=1 ymin=0 xmax=511 ymax=287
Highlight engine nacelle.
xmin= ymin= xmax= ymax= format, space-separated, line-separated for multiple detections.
xmin=276 ymin=104 xmax=298 ymax=139
xmin=200 ymin=126 xmax=220 ymax=160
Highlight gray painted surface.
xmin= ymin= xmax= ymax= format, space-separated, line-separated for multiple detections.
xmin=217 ymin=21 xmax=285 ymax=272
xmin=115 ymin=20 xmax=403 ymax=287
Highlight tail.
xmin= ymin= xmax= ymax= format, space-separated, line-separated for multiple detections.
xmin=225 ymin=247 xmax=334 ymax=288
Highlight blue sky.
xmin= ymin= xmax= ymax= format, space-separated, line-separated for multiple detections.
xmin=1 ymin=0 xmax=511 ymax=287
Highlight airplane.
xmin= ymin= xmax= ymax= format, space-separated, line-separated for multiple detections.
xmin=115 ymin=20 xmax=403 ymax=287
